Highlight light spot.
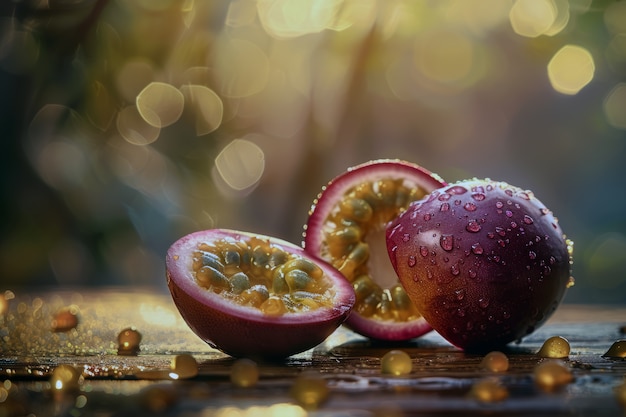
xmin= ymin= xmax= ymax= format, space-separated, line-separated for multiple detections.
xmin=213 ymin=38 xmax=270 ymax=98
xmin=509 ymin=0 xmax=557 ymax=38
xmin=604 ymin=0 xmax=626 ymax=34
xmin=547 ymin=45 xmax=594 ymax=95
xmin=604 ymin=83 xmax=626 ymax=130
xmin=116 ymin=105 xmax=161 ymax=145
xmin=136 ymin=82 xmax=185 ymax=128
xmin=180 ymin=84 xmax=224 ymax=135
xmin=257 ymin=0 xmax=343 ymax=39
xmin=214 ymin=139 xmax=265 ymax=192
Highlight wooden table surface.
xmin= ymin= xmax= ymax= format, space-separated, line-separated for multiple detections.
xmin=1 ymin=288 xmax=625 ymax=416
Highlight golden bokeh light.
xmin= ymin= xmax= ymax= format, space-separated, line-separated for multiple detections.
xmin=604 ymin=83 xmax=626 ymax=130
xmin=116 ymin=105 xmax=161 ymax=145
xmin=547 ymin=45 xmax=595 ymax=95
xmin=116 ymin=58 xmax=156 ymax=103
xmin=136 ymin=82 xmax=185 ymax=128
xmin=509 ymin=0 xmax=557 ymax=38
xmin=180 ymin=85 xmax=224 ymax=136
xmin=257 ymin=0 xmax=342 ymax=39
xmin=213 ymin=38 xmax=270 ymax=98
xmin=604 ymin=0 xmax=626 ymax=35
xmin=214 ymin=139 xmax=265 ymax=192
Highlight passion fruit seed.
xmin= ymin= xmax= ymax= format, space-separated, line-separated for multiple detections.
xmin=481 ymin=351 xmax=510 ymax=372
xmin=317 ymin=178 xmax=425 ymax=324
xmin=291 ymin=371 xmax=329 ymax=409
xmin=381 ymin=350 xmax=413 ymax=376
xmin=51 ymin=306 xmax=79 ymax=332
xmin=170 ymin=354 xmax=198 ymax=379
xmin=192 ymin=237 xmax=333 ymax=315
xmin=533 ymin=360 xmax=573 ymax=391
xmin=117 ymin=327 xmax=142 ymax=355
xmin=602 ymin=340 xmax=626 ymax=359
xmin=537 ymin=336 xmax=571 ymax=358
xmin=230 ymin=358 xmax=260 ymax=388
xmin=469 ymin=378 xmax=509 ymax=403
xmin=387 ymin=179 xmax=573 ymax=350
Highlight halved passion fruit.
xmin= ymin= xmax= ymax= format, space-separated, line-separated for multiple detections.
xmin=166 ymin=229 xmax=355 ymax=359
xmin=303 ymin=159 xmax=446 ymax=341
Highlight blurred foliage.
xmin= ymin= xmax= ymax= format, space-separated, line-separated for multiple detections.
xmin=0 ymin=0 xmax=625 ymax=304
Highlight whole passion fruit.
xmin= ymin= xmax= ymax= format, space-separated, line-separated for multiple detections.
xmin=303 ymin=159 xmax=446 ymax=341
xmin=166 ymin=229 xmax=355 ymax=359
xmin=386 ymin=179 xmax=574 ymax=351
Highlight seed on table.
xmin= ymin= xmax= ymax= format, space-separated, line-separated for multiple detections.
xmin=469 ymin=378 xmax=509 ymax=402
xmin=381 ymin=350 xmax=413 ymax=376
xmin=537 ymin=336 xmax=570 ymax=358
xmin=602 ymin=340 xmax=626 ymax=359
xmin=170 ymin=354 xmax=198 ymax=379
xmin=51 ymin=306 xmax=79 ymax=332
xmin=117 ymin=327 xmax=142 ymax=355
xmin=290 ymin=371 xmax=329 ymax=409
xmin=533 ymin=360 xmax=573 ymax=391
xmin=481 ymin=351 xmax=509 ymax=372
xmin=230 ymin=358 xmax=259 ymax=388
xmin=50 ymin=365 xmax=82 ymax=392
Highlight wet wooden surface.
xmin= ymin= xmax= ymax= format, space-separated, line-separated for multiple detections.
xmin=1 ymin=288 xmax=625 ymax=416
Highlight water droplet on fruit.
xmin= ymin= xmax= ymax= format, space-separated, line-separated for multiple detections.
xmin=466 ymin=220 xmax=481 ymax=233
xmin=541 ymin=208 xmax=550 ymax=215
xmin=424 ymin=213 xmax=432 ymax=221
xmin=471 ymin=192 xmax=486 ymax=201
xmin=487 ymin=232 xmax=495 ymax=239
xmin=468 ymin=269 xmax=477 ymax=278
xmin=440 ymin=202 xmax=450 ymax=212
xmin=402 ymin=233 xmax=410 ymax=242
xmin=519 ymin=192 xmax=531 ymax=200
xmin=504 ymin=189 xmax=513 ymax=197
xmin=451 ymin=264 xmax=460 ymax=276
xmin=438 ymin=193 xmax=451 ymax=201
xmin=496 ymin=227 xmax=506 ymax=237
xmin=419 ymin=246 xmax=428 ymax=257
xmin=523 ymin=215 xmax=534 ymax=224
xmin=455 ymin=289 xmax=466 ymax=300
xmin=505 ymin=210 xmax=513 ymax=217
xmin=479 ymin=298 xmax=490 ymax=309
xmin=464 ymin=202 xmax=477 ymax=212
xmin=447 ymin=185 xmax=468 ymax=195
xmin=510 ymin=221 xmax=518 ymax=229
xmin=495 ymin=201 xmax=504 ymax=209
xmin=407 ymin=256 xmax=416 ymax=267
xmin=440 ymin=235 xmax=454 ymax=251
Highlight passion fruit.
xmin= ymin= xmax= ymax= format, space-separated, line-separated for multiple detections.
xmin=166 ymin=229 xmax=355 ymax=359
xmin=303 ymin=159 xmax=446 ymax=341
xmin=386 ymin=179 xmax=574 ymax=351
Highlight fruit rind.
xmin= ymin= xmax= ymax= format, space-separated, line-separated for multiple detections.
xmin=166 ymin=229 xmax=355 ymax=358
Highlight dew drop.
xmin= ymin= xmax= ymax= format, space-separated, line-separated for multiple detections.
xmin=504 ymin=189 xmax=513 ymax=197
xmin=438 ymin=193 xmax=451 ymax=201
xmin=510 ymin=221 xmax=518 ymax=229
xmin=440 ymin=202 xmax=450 ymax=212
xmin=407 ymin=255 xmax=416 ymax=267
xmin=455 ymin=289 xmax=466 ymax=300
xmin=423 ymin=213 xmax=432 ymax=221
xmin=523 ymin=215 xmax=534 ymax=224
xmin=496 ymin=227 xmax=506 ymax=237
xmin=447 ymin=185 xmax=468 ymax=195
xmin=471 ymin=192 xmax=486 ymax=201
xmin=419 ymin=246 xmax=428 ymax=257
xmin=471 ymin=243 xmax=483 ymax=254
xmin=450 ymin=264 xmax=460 ymax=276
xmin=498 ymin=239 xmax=506 ymax=247
xmin=464 ymin=202 xmax=477 ymax=212
xmin=519 ymin=192 xmax=531 ymax=200
xmin=466 ymin=220 xmax=481 ymax=233
xmin=487 ymin=232 xmax=495 ymax=239
xmin=426 ymin=269 xmax=434 ymax=280
xmin=468 ymin=269 xmax=477 ymax=278
xmin=495 ymin=201 xmax=504 ymax=209
xmin=505 ymin=210 xmax=513 ymax=217
xmin=440 ymin=234 xmax=454 ymax=251
xmin=478 ymin=298 xmax=490 ymax=309
xmin=402 ymin=233 xmax=410 ymax=242
xmin=540 ymin=208 xmax=550 ymax=215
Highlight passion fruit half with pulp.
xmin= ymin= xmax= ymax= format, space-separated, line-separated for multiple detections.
xmin=386 ymin=179 xmax=574 ymax=351
xmin=166 ymin=229 xmax=355 ymax=359
xmin=303 ymin=159 xmax=446 ymax=341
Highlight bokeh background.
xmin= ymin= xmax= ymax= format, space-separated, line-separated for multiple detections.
xmin=1 ymin=0 xmax=625 ymax=304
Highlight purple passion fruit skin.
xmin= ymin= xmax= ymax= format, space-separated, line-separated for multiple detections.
xmin=386 ymin=179 xmax=574 ymax=351
xmin=166 ymin=229 xmax=355 ymax=359
xmin=303 ymin=159 xmax=447 ymax=341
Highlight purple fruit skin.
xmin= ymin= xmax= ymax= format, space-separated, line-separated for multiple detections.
xmin=386 ymin=180 xmax=572 ymax=351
